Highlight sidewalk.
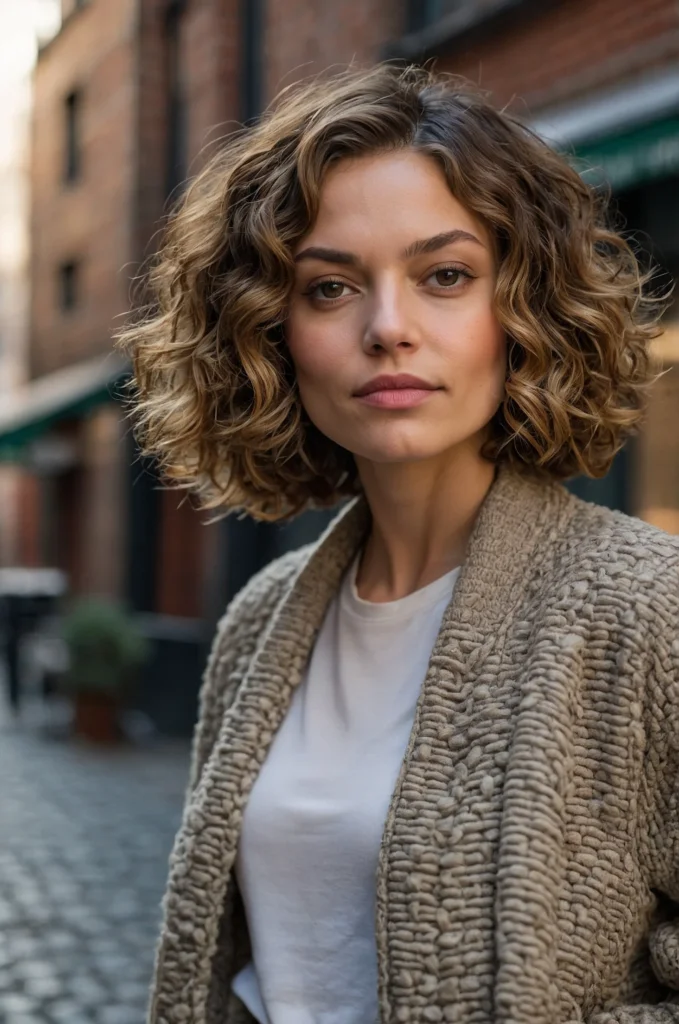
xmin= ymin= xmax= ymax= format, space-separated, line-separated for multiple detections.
xmin=0 ymin=684 xmax=191 ymax=1024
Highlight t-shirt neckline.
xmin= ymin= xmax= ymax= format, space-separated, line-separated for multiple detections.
xmin=340 ymin=550 xmax=462 ymax=623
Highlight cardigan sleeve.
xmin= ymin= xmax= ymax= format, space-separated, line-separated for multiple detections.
xmin=577 ymin=565 xmax=679 ymax=1024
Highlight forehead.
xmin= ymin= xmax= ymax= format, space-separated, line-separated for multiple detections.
xmin=297 ymin=149 xmax=491 ymax=252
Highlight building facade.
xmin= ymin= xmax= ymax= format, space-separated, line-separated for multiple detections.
xmin=3 ymin=0 xmax=678 ymax=731
xmin=0 ymin=0 xmax=61 ymax=566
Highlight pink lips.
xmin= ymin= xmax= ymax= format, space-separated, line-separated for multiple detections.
xmin=354 ymin=374 xmax=440 ymax=409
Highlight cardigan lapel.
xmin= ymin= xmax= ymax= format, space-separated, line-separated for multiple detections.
xmin=373 ymin=467 xmax=575 ymax=1024
xmin=492 ymin=492 xmax=588 ymax=1024
xmin=150 ymin=492 xmax=371 ymax=1023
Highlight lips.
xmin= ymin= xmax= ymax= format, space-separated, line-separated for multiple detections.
xmin=354 ymin=374 xmax=438 ymax=397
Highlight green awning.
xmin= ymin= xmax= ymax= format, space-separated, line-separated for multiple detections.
xmin=571 ymin=115 xmax=679 ymax=190
xmin=0 ymin=354 xmax=130 ymax=462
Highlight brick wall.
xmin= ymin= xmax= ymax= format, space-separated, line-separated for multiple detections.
xmin=182 ymin=0 xmax=240 ymax=166
xmin=134 ymin=0 xmax=240 ymax=274
xmin=133 ymin=0 xmax=170 ymax=273
xmin=30 ymin=0 xmax=138 ymax=379
xmin=435 ymin=0 xmax=679 ymax=113
xmin=264 ymin=0 xmax=400 ymax=103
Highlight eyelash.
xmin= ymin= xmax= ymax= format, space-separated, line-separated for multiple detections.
xmin=303 ymin=264 xmax=475 ymax=303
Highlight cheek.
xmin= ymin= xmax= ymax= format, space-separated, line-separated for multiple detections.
xmin=446 ymin=321 xmax=506 ymax=421
xmin=287 ymin=335 xmax=330 ymax=391
xmin=285 ymin=312 xmax=350 ymax=386
xmin=452 ymin=310 xmax=507 ymax=388
xmin=481 ymin=320 xmax=507 ymax=379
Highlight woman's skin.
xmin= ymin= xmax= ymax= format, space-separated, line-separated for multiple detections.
xmin=287 ymin=150 xmax=507 ymax=602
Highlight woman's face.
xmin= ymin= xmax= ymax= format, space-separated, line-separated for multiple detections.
xmin=286 ymin=150 xmax=506 ymax=470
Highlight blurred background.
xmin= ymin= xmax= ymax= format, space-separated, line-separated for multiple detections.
xmin=0 ymin=1 xmax=678 ymax=1021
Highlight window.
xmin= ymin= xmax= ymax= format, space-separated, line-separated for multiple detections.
xmin=165 ymin=2 xmax=187 ymax=196
xmin=64 ymin=89 xmax=82 ymax=183
xmin=58 ymin=261 xmax=79 ymax=312
xmin=407 ymin=0 xmax=464 ymax=32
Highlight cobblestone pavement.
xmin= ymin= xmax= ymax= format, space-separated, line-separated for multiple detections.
xmin=0 ymin=691 xmax=191 ymax=1024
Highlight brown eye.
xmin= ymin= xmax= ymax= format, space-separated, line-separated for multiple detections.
xmin=424 ymin=265 xmax=473 ymax=291
xmin=434 ymin=268 xmax=460 ymax=287
xmin=318 ymin=281 xmax=346 ymax=299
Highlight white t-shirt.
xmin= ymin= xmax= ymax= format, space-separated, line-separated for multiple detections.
xmin=231 ymin=550 xmax=461 ymax=1024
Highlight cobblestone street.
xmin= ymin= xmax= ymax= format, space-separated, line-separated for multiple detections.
xmin=0 ymin=689 xmax=191 ymax=1024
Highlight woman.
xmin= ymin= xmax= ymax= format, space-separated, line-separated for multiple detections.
xmin=119 ymin=65 xmax=679 ymax=1024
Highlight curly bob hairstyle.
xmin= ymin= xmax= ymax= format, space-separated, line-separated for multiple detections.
xmin=117 ymin=62 xmax=669 ymax=522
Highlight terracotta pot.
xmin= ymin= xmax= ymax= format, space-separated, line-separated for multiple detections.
xmin=73 ymin=692 xmax=121 ymax=743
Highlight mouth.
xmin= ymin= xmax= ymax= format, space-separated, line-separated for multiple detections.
xmin=354 ymin=384 xmax=441 ymax=410
xmin=354 ymin=374 xmax=439 ymax=398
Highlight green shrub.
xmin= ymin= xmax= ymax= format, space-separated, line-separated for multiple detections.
xmin=60 ymin=599 xmax=150 ymax=697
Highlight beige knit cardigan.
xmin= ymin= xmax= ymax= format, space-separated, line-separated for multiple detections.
xmin=147 ymin=466 xmax=679 ymax=1024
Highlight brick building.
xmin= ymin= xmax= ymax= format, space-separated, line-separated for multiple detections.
xmin=2 ymin=0 xmax=678 ymax=731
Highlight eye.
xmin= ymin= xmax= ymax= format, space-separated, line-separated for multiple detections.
xmin=318 ymin=280 xmax=348 ymax=300
xmin=304 ymin=278 xmax=354 ymax=303
xmin=424 ymin=265 xmax=474 ymax=290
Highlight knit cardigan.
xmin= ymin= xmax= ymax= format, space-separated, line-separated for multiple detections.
xmin=147 ymin=466 xmax=679 ymax=1024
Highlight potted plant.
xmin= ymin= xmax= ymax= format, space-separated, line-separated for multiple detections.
xmin=59 ymin=598 xmax=149 ymax=743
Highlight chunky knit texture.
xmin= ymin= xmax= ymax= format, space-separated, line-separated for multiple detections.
xmin=147 ymin=466 xmax=679 ymax=1024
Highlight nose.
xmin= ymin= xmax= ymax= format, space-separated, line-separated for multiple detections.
xmin=361 ymin=278 xmax=420 ymax=355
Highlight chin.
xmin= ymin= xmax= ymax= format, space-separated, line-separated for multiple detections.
xmin=353 ymin=438 xmax=452 ymax=465
xmin=347 ymin=422 xmax=487 ymax=467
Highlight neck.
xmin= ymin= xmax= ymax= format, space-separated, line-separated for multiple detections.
xmin=354 ymin=444 xmax=496 ymax=602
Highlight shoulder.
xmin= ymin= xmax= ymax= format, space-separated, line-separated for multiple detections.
xmin=556 ymin=486 xmax=679 ymax=585
xmin=548 ymin=487 xmax=679 ymax=645
xmin=211 ymin=542 xmax=314 ymax=662
xmin=539 ymin=490 xmax=679 ymax=742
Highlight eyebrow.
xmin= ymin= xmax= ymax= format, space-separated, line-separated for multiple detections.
xmin=294 ymin=229 xmax=484 ymax=267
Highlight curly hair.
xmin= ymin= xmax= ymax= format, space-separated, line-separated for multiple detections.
xmin=116 ymin=63 xmax=669 ymax=522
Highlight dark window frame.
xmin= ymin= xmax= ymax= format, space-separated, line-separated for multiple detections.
xmin=64 ymin=88 xmax=82 ymax=184
xmin=165 ymin=0 xmax=188 ymax=198
xmin=58 ymin=260 xmax=80 ymax=313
